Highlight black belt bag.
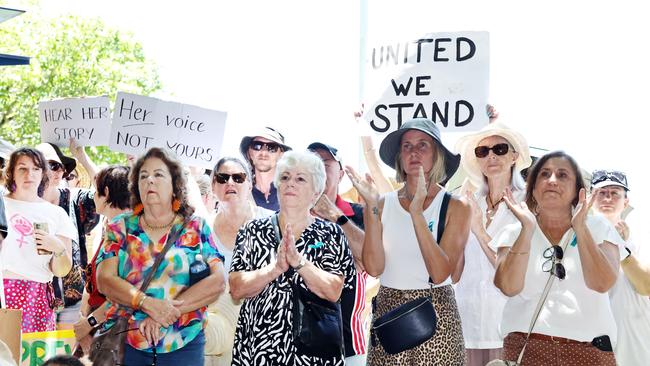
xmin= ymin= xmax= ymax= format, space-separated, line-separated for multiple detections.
xmin=370 ymin=191 xmax=451 ymax=354
xmin=370 ymin=293 xmax=437 ymax=354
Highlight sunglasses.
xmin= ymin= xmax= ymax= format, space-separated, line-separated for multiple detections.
xmin=542 ymin=245 xmax=566 ymax=280
xmin=65 ymin=173 xmax=78 ymax=181
xmin=474 ymin=143 xmax=511 ymax=158
xmin=249 ymin=141 xmax=281 ymax=153
xmin=214 ymin=172 xmax=247 ymax=184
xmin=591 ymin=170 xmax=628 ymax=187
xmin=49 ymin=161 xmax=64 ymax=172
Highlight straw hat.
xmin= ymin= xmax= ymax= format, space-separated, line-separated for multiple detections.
xmin=379 ymin=118 xmax=460 ymax=184
xmin=455 ymin=122 xmax=532 ymax=188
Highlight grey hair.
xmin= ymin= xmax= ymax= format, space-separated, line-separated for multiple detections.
xmin=211 ymin=157 xmax=252 ymax=183
xmin=274 ymin=150 xmax=326 ymax=196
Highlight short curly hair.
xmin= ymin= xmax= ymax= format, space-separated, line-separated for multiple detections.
xmin=129 ymin=147 xmax=194 ymax=219
xmin=4 ymin=147 xmax=50 ymax=197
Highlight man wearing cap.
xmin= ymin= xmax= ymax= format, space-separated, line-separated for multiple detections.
xmin=239 ymin=127 xmax=291 ymax=211
xmin=591 ymin=170 xmax=650 ymax=365
xmin=35 ymin=143 xmax=100 ymax=327
xmin=308 ymin=142 xmax=369 ymax=365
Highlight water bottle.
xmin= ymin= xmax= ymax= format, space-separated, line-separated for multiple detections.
xmin=189 ymin=254 xmax=210 ymax=286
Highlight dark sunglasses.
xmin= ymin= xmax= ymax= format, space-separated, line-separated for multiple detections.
xmin=65 ymin=173 xmax=78 ymax=181
xmin=542 ymin=245 xmax=566 ymax=280
xmin=49 ymin=161 xmax=64 ymax=172
xmin=591 ymin=170 xmax=627 ymax=187
xmin=474 ymin=143 xmax=511 ymax=158
xmin=214 ymin=172 xmax=247 ymax=184
xmin=249 ymin=141 xmax=281 ymax=153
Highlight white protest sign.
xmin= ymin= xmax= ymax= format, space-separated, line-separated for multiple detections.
xmin=109 ymin=92 xmax=227 ymax=168
xmin=38 ymin=96 xmax=111 ymax=146
xmin=363 ymin=31 xmax=490 ymax=135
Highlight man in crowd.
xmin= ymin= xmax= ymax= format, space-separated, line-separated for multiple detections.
xmin=308 ymin=142 xmax=369 ymax=365
xmin=239 ymin=127 xmax=291 ymax=211
xmin=591 ymin=169 xmax=650 ymax=365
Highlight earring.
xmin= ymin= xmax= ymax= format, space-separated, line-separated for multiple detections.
xmin=172 ymin=198 xmax=181 ymax=213
xmin=10 ymin=182 xmax=16 ymax=192
xmin=134 ymin=203 xmax=144 ymax=215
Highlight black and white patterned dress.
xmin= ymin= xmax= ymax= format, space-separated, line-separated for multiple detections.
xmin=230 ymin=216 xmax=356 ymax=366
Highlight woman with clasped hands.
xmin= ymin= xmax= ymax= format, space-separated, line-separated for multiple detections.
xmin=492 ymin=151 xmax=621 ymax=365
xmin=346 ymin=118 xmax=470 ymax=365
xmin=229 ymin=151 xmax=355 ymax=366
xmin=96 ymin=147 xmax=225 ymax=365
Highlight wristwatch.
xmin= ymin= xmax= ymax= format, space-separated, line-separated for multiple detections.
xmin=336 ymin=215 xmax=349 ymax=226
xmin=293 ymin=258 xmax=306 ymax=271
xmin=87 ymin=314 xmax=99 ymax=328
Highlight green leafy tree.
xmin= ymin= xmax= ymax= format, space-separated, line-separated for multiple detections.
xmin=0 ymin=6 xmax=161 ymax=164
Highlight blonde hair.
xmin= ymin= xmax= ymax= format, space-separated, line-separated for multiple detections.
xmin=394 ymin=143 xmax=447 ymax=184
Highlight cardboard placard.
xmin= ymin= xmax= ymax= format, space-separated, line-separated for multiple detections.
xmin=38 ymin=96 xmax=111 ymax=147
xmin=21 ymin=330 xmax=75 ymax=366
xmin=363 ymin=31 xmax=490 ymax=134
xmin=0 ymin=309 xmax=21 ymax=366
xmin=109 ymin=92 xmax=228 ymax=168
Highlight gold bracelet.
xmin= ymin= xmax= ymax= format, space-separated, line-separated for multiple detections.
xmin=137 ymin=294 xmax=148 ymax=310
xmin=507 ymin=249 xmax=529 ymax=255
xmin=131 ymin=289 xmax=143 ymax=309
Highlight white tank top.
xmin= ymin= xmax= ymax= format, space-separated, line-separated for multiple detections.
xmin=380 ymin=189 xmax=452 ymax=290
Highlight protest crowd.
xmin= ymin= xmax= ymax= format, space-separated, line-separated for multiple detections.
xmin=0 ymin=105 xmax=648 ymax=366
xmin=0 ymin=26 xmax=648 ymax=366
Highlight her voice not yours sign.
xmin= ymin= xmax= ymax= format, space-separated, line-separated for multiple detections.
xmin=363 ymin=31 xmax=490 ymax=134
xmin=109 ymin=92 xmax=227 ymax=168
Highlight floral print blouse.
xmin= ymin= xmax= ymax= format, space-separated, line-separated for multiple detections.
xmin=96 ymin=213 xmax=223 ymax=353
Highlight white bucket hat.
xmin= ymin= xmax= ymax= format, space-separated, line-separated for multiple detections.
xmin=455 ymin=122 xmax=532 ymax=188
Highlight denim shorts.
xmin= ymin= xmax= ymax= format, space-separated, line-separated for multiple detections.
xmin=123 ymin=331 xmax=205 ymax=366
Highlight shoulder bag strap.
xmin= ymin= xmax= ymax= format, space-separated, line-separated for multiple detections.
xmin=138 ymin=215 xmax=193 ymax=294
xmin=427 ymin=191 xmax=452 ymax=295
xmin=515 ymin=230 xmax=575 ymax=364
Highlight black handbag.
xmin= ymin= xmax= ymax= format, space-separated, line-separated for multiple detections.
xmin=290 ymin=280 xmax=344 ymax=357
xmin=90 ymin=215 xmax=191 ymax=366
xmin=271 ymin=214 xmax=344 ymax=358
xmin=369 ymin=192 xmax=451 ymax=354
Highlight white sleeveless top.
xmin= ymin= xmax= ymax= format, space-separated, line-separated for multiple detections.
xmin=380 ymin=189 xmax=452 ymax=290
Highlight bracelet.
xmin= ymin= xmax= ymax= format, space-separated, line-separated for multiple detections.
xmin=131 ymin=289 xmax=144 ymax=309
xmin=507 ymin=249 xmax=529 ymax=255
xmin=137 ymin=294 xmax=148 ymax=310
xmin=53 ymin=248 xmax=66 ymax=258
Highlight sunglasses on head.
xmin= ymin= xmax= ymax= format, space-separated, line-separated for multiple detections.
xmin=49 ymin=161 xmax=64 ymax=172
xmin=214 ymin=172 xmax=247 ymax=184
xmin=250 ymin=141 xmax=280 ymax=153
xmin=591 ymin=170 xmax=627 ymax=187
xmin=542 ymin=245 xmax=566 ymax=280
xmin=474 ymin=143 xmax=511 ymax=158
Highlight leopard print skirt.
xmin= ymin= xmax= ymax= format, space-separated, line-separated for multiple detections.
xmin=367 ymin=285 xmax=467 ymax=366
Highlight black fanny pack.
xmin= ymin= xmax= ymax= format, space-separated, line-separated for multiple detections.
xmin=370 ymin=294 xmax=437 ymax=354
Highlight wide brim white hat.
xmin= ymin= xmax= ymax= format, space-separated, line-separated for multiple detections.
xmin=455 ymin=122 xmax=532 ymax=188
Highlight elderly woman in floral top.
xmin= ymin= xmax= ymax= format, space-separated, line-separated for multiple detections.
xmin=97 ymin=147 xmax=225 ymax=366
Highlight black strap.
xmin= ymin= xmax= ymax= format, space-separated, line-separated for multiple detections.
xmin=138 ymin=215 xmax=192 ymax=293
xmin=429 ymin=191 xmax=452 ymax=285
xmin=120 ymin=215 xmax=192 ymax=316
xmin=437 ymin=192 xmax=452 ymax=242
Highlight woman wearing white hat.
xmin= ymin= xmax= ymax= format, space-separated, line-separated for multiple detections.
xmin=453 ymin=122 xmax=532 ymax=366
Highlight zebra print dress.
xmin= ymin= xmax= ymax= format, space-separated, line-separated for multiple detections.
xmin=230 ymin=216 xmax=356 ymax=366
